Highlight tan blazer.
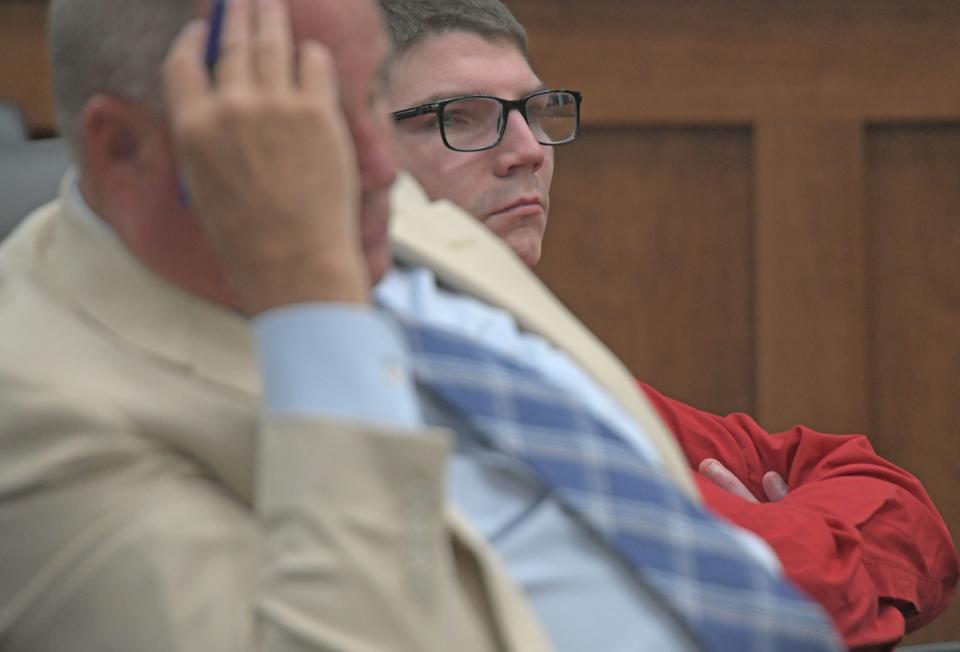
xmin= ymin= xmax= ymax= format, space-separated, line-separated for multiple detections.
xmin=0 ymin=178 xmax=552 ymax=652
xmin=0 ymin=173 xmax=697 ymax=651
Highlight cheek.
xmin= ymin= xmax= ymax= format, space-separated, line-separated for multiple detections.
xmin=394 ymin=143 xmax=425 ymax=177
xmin=394 ymin=137 xmax=437 ymax=181
xmin=541 ymin=149 xmax=556 ymax=190
xmin=428 ymin=161 xmax=487 ymax=215
xmin=397 ymin=147 xmax=467 ymax=199
xmin=393 ymin=135 xmax=496 ymax=217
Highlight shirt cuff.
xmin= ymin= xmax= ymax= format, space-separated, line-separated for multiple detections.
xmin=253 ymin=303 xmax=422 ymax=430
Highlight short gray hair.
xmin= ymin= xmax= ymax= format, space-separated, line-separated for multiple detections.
xmin=378 ymin=0 xmax=527 ymax=60
xmin=48 ymin=0 xmax=195 ymax=152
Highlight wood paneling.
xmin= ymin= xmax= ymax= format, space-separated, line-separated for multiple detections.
xmin=514 ymin=0 xmax=960 ymax=123
xmin=540 ymin=127 xmax=755 ymax=416
xmin=754 ymin=121 xmax=869 ymax=433
xmin=512 ymin=0 xmax=960 ymax=643
xmin=0 ymin=1 xmax=52 ymax=133
xmin=867 ymin=125 xmax=960 ymax=644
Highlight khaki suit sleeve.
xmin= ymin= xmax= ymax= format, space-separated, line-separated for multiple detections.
xmin=0 ymin=384 xmax=462 ymax=652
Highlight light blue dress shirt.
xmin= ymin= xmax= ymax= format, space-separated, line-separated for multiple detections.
xmin=254 ymin=297 xmax=698 ymax=650
xmin=254 ymin=266 xmax=783 ymax=652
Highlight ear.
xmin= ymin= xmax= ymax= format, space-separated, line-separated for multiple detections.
xmin=78 ymin=95 xmax=178 ymax=222
xmin=80 ymin=95 xmax=155 ymax=190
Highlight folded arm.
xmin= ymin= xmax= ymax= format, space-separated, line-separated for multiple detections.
xmin=640 ymin=382 xmax=959 ymax=650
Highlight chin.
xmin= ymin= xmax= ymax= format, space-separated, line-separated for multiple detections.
xmin=505 ymin=232 xmax=544 ymax=268
xmin=518 ymin=248 xmax=542 ymax=268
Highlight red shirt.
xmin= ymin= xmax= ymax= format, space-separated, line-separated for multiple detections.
xmin=640 ymin=382 xmax=959 ymax=651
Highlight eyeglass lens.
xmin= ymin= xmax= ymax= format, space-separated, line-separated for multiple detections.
xmin=441 ymin=91 xmax=578 ymax=151
xmin=441 ymin=98 xmax=504 ymax=151
xmin=526 ymin=92 xmax=579 ymax=144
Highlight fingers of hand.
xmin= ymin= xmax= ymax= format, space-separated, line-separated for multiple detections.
xmin=166 ymin=0 xmax=329 ymax=150
xmin=162 ymin=21 xmax=211 ymax=121
xmin=167 ymin=0 xmax=328 ymax=114
xmin=212 ymin=0 xmax=254 ymax=88
xmin=164 ymin=0 xmax=355 ymax=230
xmin=299 ymin=40 xmax=339 ymax=103
xmin=699 ymin=458 xmax=759 ymax=503
xmin=762 ymin=471 xmax=789 ymax=502
xmin=213 ymin=0 xmax=299 ymax=92
xmin=254 ymin=0 xmax=294 ymax=91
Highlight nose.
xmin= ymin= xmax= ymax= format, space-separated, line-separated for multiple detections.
xmin=355 ymin=110 xmax=398 ymax=193
xmin=493 ymin=109 xmax=546 ymax=177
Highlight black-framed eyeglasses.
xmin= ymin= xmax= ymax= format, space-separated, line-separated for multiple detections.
xmin=392 ymin=89 xmax=583 ymax=153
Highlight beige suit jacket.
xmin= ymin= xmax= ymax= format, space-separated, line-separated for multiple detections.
xmin=0 ymin=173 xmax=697 ymax=651
xmin=0 ymin=179 xmax=553 ymax=652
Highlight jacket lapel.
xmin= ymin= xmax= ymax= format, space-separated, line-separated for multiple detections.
xmin=388 ymin=173 xmax=698 ymax=501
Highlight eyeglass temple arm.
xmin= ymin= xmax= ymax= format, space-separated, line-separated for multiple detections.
xmin=392 ymin=104 xmax=441 ymax=121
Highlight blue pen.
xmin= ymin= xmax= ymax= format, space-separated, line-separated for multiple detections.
xmin=179 ymin=0 xmax=228 ymax=206
xmin=205 ymin=0 xmax=228 ymax=73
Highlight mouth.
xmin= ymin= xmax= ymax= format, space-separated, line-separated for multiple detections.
xmin=482 ymin=195 xmax=548 ymax=248
xmin=491 ymin=196 xmax=545 ymax=216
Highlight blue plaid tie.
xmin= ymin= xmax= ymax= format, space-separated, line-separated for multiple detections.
xmin=400 ymin=320 xmax=841 ymax=652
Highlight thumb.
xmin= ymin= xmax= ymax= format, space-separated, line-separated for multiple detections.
xmin=762 ymin=471 xmax=789 ymax=502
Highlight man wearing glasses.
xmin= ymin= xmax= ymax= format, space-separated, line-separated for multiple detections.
xmin=390 ymin=41 xmax=576 ymax=269
xmin=379 ymin=0 xmax=958 ymax=649
xmin=393 ymin=88 xmax=582 ymax=267
xmin=392 ymin=87 xmax=578 ymax=268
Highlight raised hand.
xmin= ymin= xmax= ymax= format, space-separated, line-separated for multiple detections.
xmin=162 ymin=0 xmax=368 ymax=314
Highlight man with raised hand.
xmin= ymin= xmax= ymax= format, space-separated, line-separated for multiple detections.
xmin=0 ymin=0 xmax=547 ymax=649
xmin=379 ymin=0 xmax=959 ymax=649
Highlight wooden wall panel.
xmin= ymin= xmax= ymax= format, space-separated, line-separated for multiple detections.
xmin=539 ymin=127 xmax=755 ymax=416
xmin=867 ymin=125 xmax=960 ymax=644
xmin=755 ymin=121 xmax=869 ymax=434
xmin=0 ymin=1 xmax=52 ymax=133
xmin=513 ymin=0 xmax=960 ymax=123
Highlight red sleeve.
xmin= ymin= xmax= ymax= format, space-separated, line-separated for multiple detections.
xmin=639 ymin=382 xmax=959 ymax=651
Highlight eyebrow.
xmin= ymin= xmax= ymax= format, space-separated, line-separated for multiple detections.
xmin=409 ymin=82 xmax=549 ymax=107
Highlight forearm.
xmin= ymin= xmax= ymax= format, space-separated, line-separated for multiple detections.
xmin=642 ymin=382 xmax=959 ymax=648
xmin=697 ymin=475 xmax=957 ymax=650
